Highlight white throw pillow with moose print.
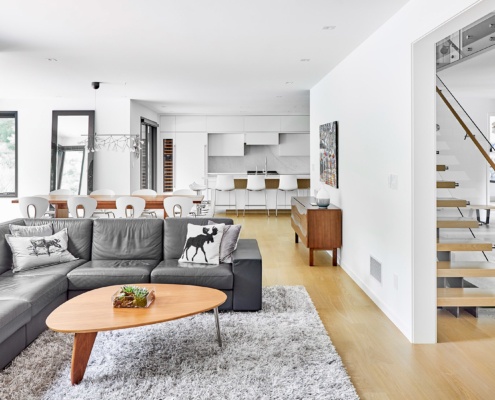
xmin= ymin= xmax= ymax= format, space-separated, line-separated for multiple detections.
xmin=179 ymin=223 xmax=225 ymax=265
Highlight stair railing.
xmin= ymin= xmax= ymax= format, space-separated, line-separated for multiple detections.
xmin=436 ymin=75 xmax=495 ymax=171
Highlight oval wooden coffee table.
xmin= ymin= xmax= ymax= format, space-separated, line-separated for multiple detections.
xmin=46 ymin=284 xmax=227 ymax=385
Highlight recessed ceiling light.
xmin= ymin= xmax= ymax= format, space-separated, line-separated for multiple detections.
xmin=276 ymin=95 xmax=283 ymax=98
xmin=300 ymin=59 xmax=310 ymax=62
xmin=47 ymin=58 xmax=58 ymax=62
xmin=322 ymin=26 xmax=336 ymax=30
xmin=285 ymin=81 xmax=294 ymax=85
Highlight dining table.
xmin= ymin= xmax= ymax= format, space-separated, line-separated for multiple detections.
xmin=12 ymin=194 xmax=204 ymax=218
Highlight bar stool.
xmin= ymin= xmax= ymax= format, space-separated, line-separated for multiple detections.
xmin=245 ymin=175 xmax=269 ymax=216
xmin=214 ymin=175 xmax=238 ymax=216
xmin=276 ymin=175 xmax=299 ymax=216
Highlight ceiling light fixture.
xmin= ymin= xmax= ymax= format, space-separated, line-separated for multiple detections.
xmin=47 ymin=58 xmax=58 ymax=62
xmin=82 ymin=82 xmax=142 ymax=157
xmin=285 ymin=81 xmax=294 ymax=85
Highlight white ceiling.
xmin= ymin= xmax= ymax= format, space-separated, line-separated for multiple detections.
xmin=0 ymin=0 xmax=409 ymax=115
xmin=438 ymin=47 xmax=495 ymax=99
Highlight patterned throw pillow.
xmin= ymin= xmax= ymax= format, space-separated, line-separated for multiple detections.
xmin=179 ymin=223 xmax=225 ymax=265
xmin=208 ymin=221 xmax=242 ymax=263
xmin=9 ymin=223 xmax=53 ymax=237
xmin=5 ymin=228 xmax=78 ymax=273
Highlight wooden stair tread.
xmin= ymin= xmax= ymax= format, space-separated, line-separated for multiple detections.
xmin=437 ymin=165 xmax=448 ymax=171
xmin=437 ymin=198 xmax=468 ymax=207
xmin=437 ymin=217 xmax=479 ymax=228
xmin=437 ymin=238 xmax=492 ymax=251
xmin=438 ymin=288 xmax=495 ymax=307
xmin=466 ymin=204 xmax=495 ymax=210
xmin=437 ymin=181 xmax=457 ymax=188
xmin=437 ymin=261 xmax=495 ymax=277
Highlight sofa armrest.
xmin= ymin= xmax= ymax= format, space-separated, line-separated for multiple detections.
xmin=231 ymin=239 xmax=262 ymax=311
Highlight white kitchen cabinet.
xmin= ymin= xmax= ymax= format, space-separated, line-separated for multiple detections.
xmin=159 ymin=116 xmax=175 ymax=132
xmin=174 ymin=132 xmax=207 ymax=190
xmin=208 ymin=133 xmax=244 ymax=156
xmin=244 ymin=116 xmax=280 ymax=132
xmin=175 ymin=116 xmax=207 ymax=132
xmin=278 ymin=133 xmax=310 ymax=156
xmin=280 ymin=116 xmax=309 ymax=132
xmin=207 ymin=116 xmax=244 ymax=133
xmin=245 ymin=132 xmax=279 ymax=145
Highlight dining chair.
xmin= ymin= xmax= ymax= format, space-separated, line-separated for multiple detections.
xmin=164 ymin=196 xmax=195 ymax=218
xmin=90 ymin=189 xmax=116 ymax=218
xmin=213 ymin=175 xmax=237 ymax=216
xmin=68 ymin=196 xmax=97 ymax=218
xmin=275 ymin=175 xmax=299 ymax=216
xmin=245 ymin=175 xmax=268 ymax=216
xmin=132 ymin=189 xmax=157 ymax=218
xmin=19 ymin=197 xmax=50 ymax=218
xmin=116 ymin=196 xmax=146 ymax=218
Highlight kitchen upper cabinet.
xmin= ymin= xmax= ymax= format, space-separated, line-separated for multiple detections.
xmin=280 ymin=116 xmax=309 ymax=132
xmin=207 ymin=116 xmax=244 ymax=133
xmin=245 ymin=132 xmax=279 ymax=145
xmin=175 ymin=116 xmax=207 ymax=132
xmin=208 ymin=133 xmax=244 ymax=156
xmin=174 ymin=132 xmax=207 ymax=189
xmin=159 ymin=116 xmax=175 ymax=132
xmin=244 ymin=116 xmax=280 ymax=132
xmin=278 ymin=133 xmax=310 ymax=156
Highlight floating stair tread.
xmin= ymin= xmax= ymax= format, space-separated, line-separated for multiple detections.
xmin=437 ymin=238 xmax=492 ymax=251
xmin=437 ymin=261 xmax=495 ymax=277
xmin=437 ymin=165 xmax=448 ymax=171
xmin=437 ymin=217 xmax=479 ymax=228
xmin=437 ymin=181 xmax=457 ymax=188
xmin=437 ymin=198 xmax=468 ymax=207
xmin=466 ymin=204 xmax=495 ymax=210
xmin=438 ymin=288 xmax=495 ymax=307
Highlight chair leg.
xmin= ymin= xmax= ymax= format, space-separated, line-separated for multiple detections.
xmin=275 ymin=189 xmax=279 ymax=217
xmin=265 ymin=189 xmax=269 ymax=217
xmin=244 ymin=190 xmax=248 ymax=217
xmin=233 ymin=189 xmax=238 ymax=217
xmin=213 ymin=189 xmax=217 ymax=217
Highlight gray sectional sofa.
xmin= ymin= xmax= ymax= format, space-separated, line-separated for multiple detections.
xmin=0 ymin=217 xmax=262 ymax=369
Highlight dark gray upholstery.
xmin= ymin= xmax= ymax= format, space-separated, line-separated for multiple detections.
xmin=0 ymin=259 xmax=87 ymax=278
xmin=0 ymin=299 xmax=31 ymax=343
xmin=164 ymin=218 xmax=232 ymax=259
xmin=25 ymin=218 xmax=93 ymax=260
xmin=0 ymin=275 xmax=67 ymax=316
xmin=0 ymin=218 xmax=24 ymax=274
xmin=151 ymin=259 xmax=233 ymax=290
xmin=92 ymin=219 xmax=163 ymax=260
xmin=67 ymin=260 xmax=158 ymax=290
xmin=0 ymin=216 xmax=262 ymax=370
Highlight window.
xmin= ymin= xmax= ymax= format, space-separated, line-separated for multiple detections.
xmin=140 ymin=118 xmax=158 ymax=190
xmin=0 ymin=112 xmax=17 ymax=197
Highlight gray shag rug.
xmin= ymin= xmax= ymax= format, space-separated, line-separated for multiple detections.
xmin=0 ymin=286 xmax=359 ymax=400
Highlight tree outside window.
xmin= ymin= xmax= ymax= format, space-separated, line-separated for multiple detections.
xmin=0 ymin=112 xmax=18 ymax=197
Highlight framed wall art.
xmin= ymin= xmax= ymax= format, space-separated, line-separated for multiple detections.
xmin=319 ymin=121 xmax=338 ymax=188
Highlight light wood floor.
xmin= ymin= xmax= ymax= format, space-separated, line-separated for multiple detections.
xmin=227 ymin=212 xmax=495 ymax=400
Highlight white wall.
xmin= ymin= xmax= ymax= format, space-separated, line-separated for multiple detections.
xmin=310 ymin=0 xmax=483 ymax=343
xmin=0 ymin=97 xmax=132 ymax=223
xmin=129 ymin=100 xmax=159 ymax=193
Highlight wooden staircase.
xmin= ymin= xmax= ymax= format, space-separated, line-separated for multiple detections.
xmin=436 ymin=164 xmax=495 ymax=316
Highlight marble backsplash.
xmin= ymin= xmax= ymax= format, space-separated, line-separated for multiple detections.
xmin=208 ymin=145 xmax=309 ymax=174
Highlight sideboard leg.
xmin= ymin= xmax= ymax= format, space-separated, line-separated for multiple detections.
xmin=332 ymin=249 xmax=338 ymax=266
xmin=309 ymin=248 xmax=314 ymax=266
xmin=295 ymin=232 xmax=299 ymax=243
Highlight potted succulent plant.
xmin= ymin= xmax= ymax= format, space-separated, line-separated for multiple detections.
xmin=112 ymin=285 xmax=155 ymax=308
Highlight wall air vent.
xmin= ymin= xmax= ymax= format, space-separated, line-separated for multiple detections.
xmin=370 ymin=256 xmax=382 ymax=284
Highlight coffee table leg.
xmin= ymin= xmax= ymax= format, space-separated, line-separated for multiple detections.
xmin=213 ymin=307 xmax=222 ymax=347
xmin=71 ymin=332 xmax=97 ymax=385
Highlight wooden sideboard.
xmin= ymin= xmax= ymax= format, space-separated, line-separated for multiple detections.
xmin=291 ymin=197 xmax=342 ymax=266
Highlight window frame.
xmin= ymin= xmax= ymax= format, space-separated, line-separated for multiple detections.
xmin=0 ymin=111 xmax=18 ymax=198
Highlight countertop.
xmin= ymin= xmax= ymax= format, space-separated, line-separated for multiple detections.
xmin=207 ymin=173 xmax=310 ymax=177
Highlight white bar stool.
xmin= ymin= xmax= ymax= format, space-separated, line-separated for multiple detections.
xmin=244 ymin=175 xmax=269 ymax=216
xmin=214 ymin=175 xmax=238 ymax=216
xmin=276 ymin=175 xmax=299 ymax=216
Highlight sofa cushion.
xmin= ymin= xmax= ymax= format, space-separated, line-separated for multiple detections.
xmin=0 ymin=218 xmax=25 ymax=275
xmin=10 ymin=223 xmax=52 ymax=237
xmin=151 ymin=259 xmax=233 ymax=290
xmin=164 ymin=218 xmax=233 ymax=259
xmin=92 ymin=219 xmax=163 ymax=260
xmin=0 ymin=299 xmax=31 ymax=343
xmin=24 ymin=218 xmax=93 ymax=260
xmin=0 ymin=275 xmax=67 ymax=316
xmin=67 ymin=260 xmax=159 ymax=290
xmin=179 ymin=223 xmax=225 ymax=265
xmin=0 ymin=259 xmax=87 ymax=278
